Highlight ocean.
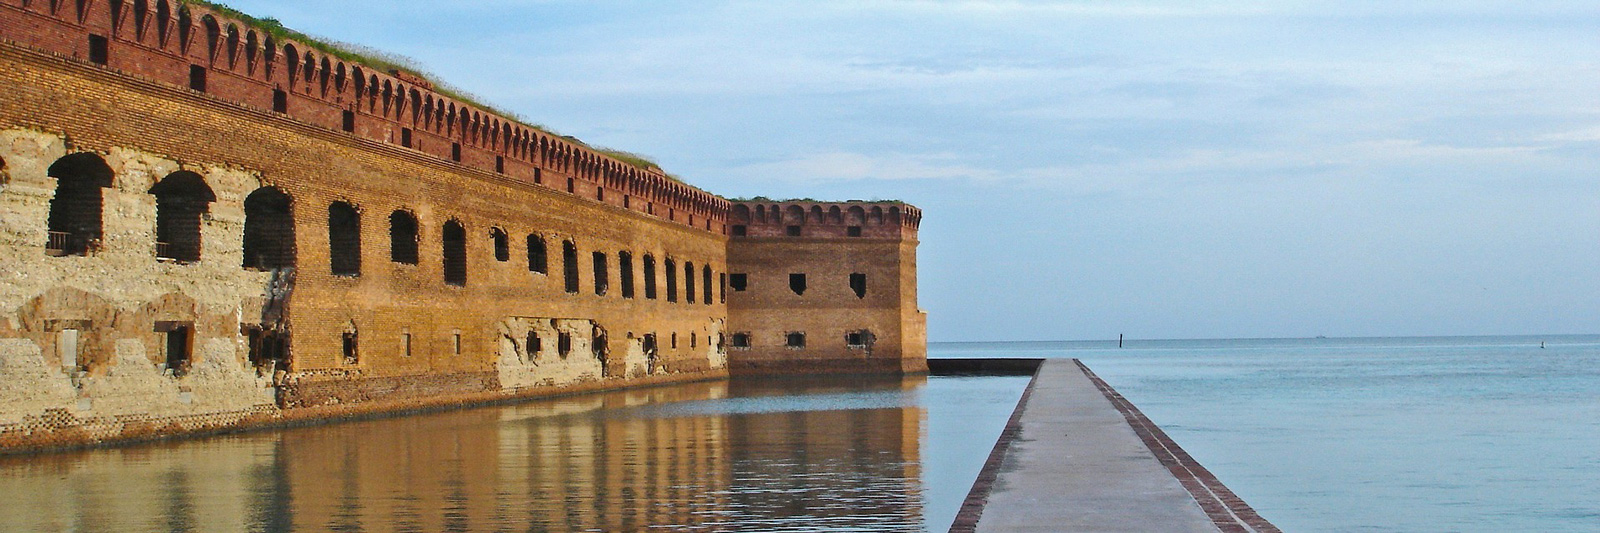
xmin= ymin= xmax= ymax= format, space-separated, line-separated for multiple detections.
xmin=931 ymin=335 xmax=1600 ymax=532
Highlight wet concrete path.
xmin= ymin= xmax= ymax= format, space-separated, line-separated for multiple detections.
xmin=952 ymin=359 xmax=1279 ymax=533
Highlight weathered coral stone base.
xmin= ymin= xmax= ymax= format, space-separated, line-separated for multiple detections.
xmin=0 ymin=369 xmax=727 ymax=454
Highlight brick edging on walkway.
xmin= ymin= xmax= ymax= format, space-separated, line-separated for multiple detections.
xmin=947 ymin=361 xmax=1042 ymax=533
xmin=1074 ymin=360 xmax=1282 ymax=533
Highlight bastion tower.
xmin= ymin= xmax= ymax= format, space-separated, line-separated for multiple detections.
xmin=724 ymin=201 xmax=928 ymax=375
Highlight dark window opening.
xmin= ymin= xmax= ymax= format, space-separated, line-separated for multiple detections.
xmin=731 ymin=333 xmax=750 ymax=348
xmin=400 ymin=128 xmax=413 ymax=148
xmin=526 ymin=235 xmax=547 ymax=274
xmin=453 ymin=332 xmax=462 ymax=355
xmin=593 ymin=251 xmax=609 ymax=295
xmin=731 ymin=225 xmax=746 ymax=237
xmin=443 ymin=220 xmax=467 ymax=286
xmin=150 ymin=171 xmax=215 ymax=263
xmin=491 ymin=228 xmax=509 ymax=262
xmin=188 ymin=64 xmax=206 ymax=92
xmin=327 ymin=202 xmax=361 ymax=277
xmin=846 ymin=330 xmax=870 ymax=348
xmin=156 ymin=322 xmax=194 ymax=377
xmin=691 ymin=332 xmax=697 ymax=348
xmin=665 ymin=259 xmax=678 ymax=302
xmin=671 ymin=333 xmax=678 ymax=349
xmin=566 ymin=178 xmax=575 ymax=194
xmin=273 ymin=89 xmax=288 ymax=113
xmin=242 ymin=187 xmax=295 ymax=270
xmin=729 ymin=273 xmax=748 ymax=292
xmin=496 ymin=156 xmax=505 ymax=174
xmin=702 ymin=266 xmax=712 ymax=305
xmin=785 ymin=332 xmax=806 ymax=349
xmin=46 ymin=153 xmax=113 ymax=256
xmin=389 ymin=210 xmax=419 ymax=265
xmin=850 ymin=273 xmax=868 ymax=299
xmin=88 ymin=34 xmax=108 ymax=64
xmin=644 ymin=255 xmax=658 ymax=299
xmin=848 ymin=226 xmax=862 ymax=237
xmin=596 ymin=187 xmax=604 ymax=201
xmin=719 ymin=273 xmax=727 ymax=303
xmin=342 ymin=329 xmax=359 ymax=364
xmin=685 ymin=262 xmax=696 ymax=304
xmin=563 ymin=241 xmax=579 ymax=293
xmin=789 ymin=273 xmax=806 ymax=295
xmin=557 ymin=332 xmax=572 ymax=357
xmin=786 ymin=225 xmax=801 ymax=237
xmin=451 ymin=143 xmax=461 ymax=162
xmin=342 ymin=110 xmax=355 ymax=132
xmin=402 ymin=333 xmax=412 ymax=357
xmin=619 ymin=252 xmax=635 ymax=299
xmin=533 ymin=168 xmax=543 ymax=184
xmin=525 ymin=331 xmax=541 ymax=360
xmin=642 ymin=333 xmax=658 ymax=359
xmin=245 ymin=325 xmax=289 ymax=370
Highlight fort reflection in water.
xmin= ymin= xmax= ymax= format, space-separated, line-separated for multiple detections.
xmin=0 ymin=374 xmax=1026 ymax=532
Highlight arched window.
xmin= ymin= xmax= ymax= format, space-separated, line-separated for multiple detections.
xmin=327 ymin=202 xmax=361 ymax=276
xmin=148 ymin=172 xmax=215 ymax=263
xmin=176 ymin=5 xmax=191 ymax=52
xmin=665 ymin=258 xmax=678 ymax=302
xmin=242 ymin=187 xmax=294 ymax=269
xmin=45 ymin=153 xmax=113 ymax=256
xmin=685 ymin=261 xmax=696 ymax=303
xmin=201 ymin=15 xmax=219 ymax=63
xmin=491 ymin=227 xmax=509 ymax=262
xmin=847 ymin=206 xmax=866 ymax=225
xmin=443 ymin=220 xmax=466 ymax=286
xmin=562 ymin=240 xmax=579 ymax=293
xmin=389 ymin=210 xmax=418 ymax=264
xmin=284 ymin=44 xmax=299 ymax=84
xmin=526 ymin=234 xmax=547 ymax=274
xmin=155 ymin=0 xmax=170 ymax=45
xmin=225 ymin=24 xmax=240 ymax=68
xmin=244 ymin=30 xmax=258 ymax=73
xmin=643 ymin=254 xmax=657 ymax=299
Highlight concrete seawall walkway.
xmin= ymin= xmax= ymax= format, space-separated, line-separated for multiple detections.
xmin=949 ymin=359 xmax=1279 ymax=533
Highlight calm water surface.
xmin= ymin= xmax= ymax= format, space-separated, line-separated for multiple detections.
xmin=934 ymin=335 xmax=1600 ymax=532
xmin=0 ymin=374 xmax=1028 ymax=532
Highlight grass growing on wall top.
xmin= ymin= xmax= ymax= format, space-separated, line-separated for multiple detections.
xmin=183 ymin=0 xmax=679 ymax=178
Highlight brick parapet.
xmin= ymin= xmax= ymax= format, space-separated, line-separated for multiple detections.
xmin=0 ymin=0 xmax=730 ymax=234
xmin=728 ymin=201 xmax=921 ymax=240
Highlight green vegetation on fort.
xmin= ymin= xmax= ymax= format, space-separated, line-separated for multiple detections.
xmin=184 ymin=0 xmax=680 ymax=181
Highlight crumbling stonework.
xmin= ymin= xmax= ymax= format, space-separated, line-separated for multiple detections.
xmin=0 ymin=0 xmax=923 ymax=453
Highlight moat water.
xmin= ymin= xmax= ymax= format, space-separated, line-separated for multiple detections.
xmin=937 ymin=335 xmax=1600 ymax=533
xmin=0 ymin=373 xmax=1029 ymax=532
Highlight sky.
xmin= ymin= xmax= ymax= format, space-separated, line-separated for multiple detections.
xmin=222 ymin=0 xmax=1600 ymax=341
